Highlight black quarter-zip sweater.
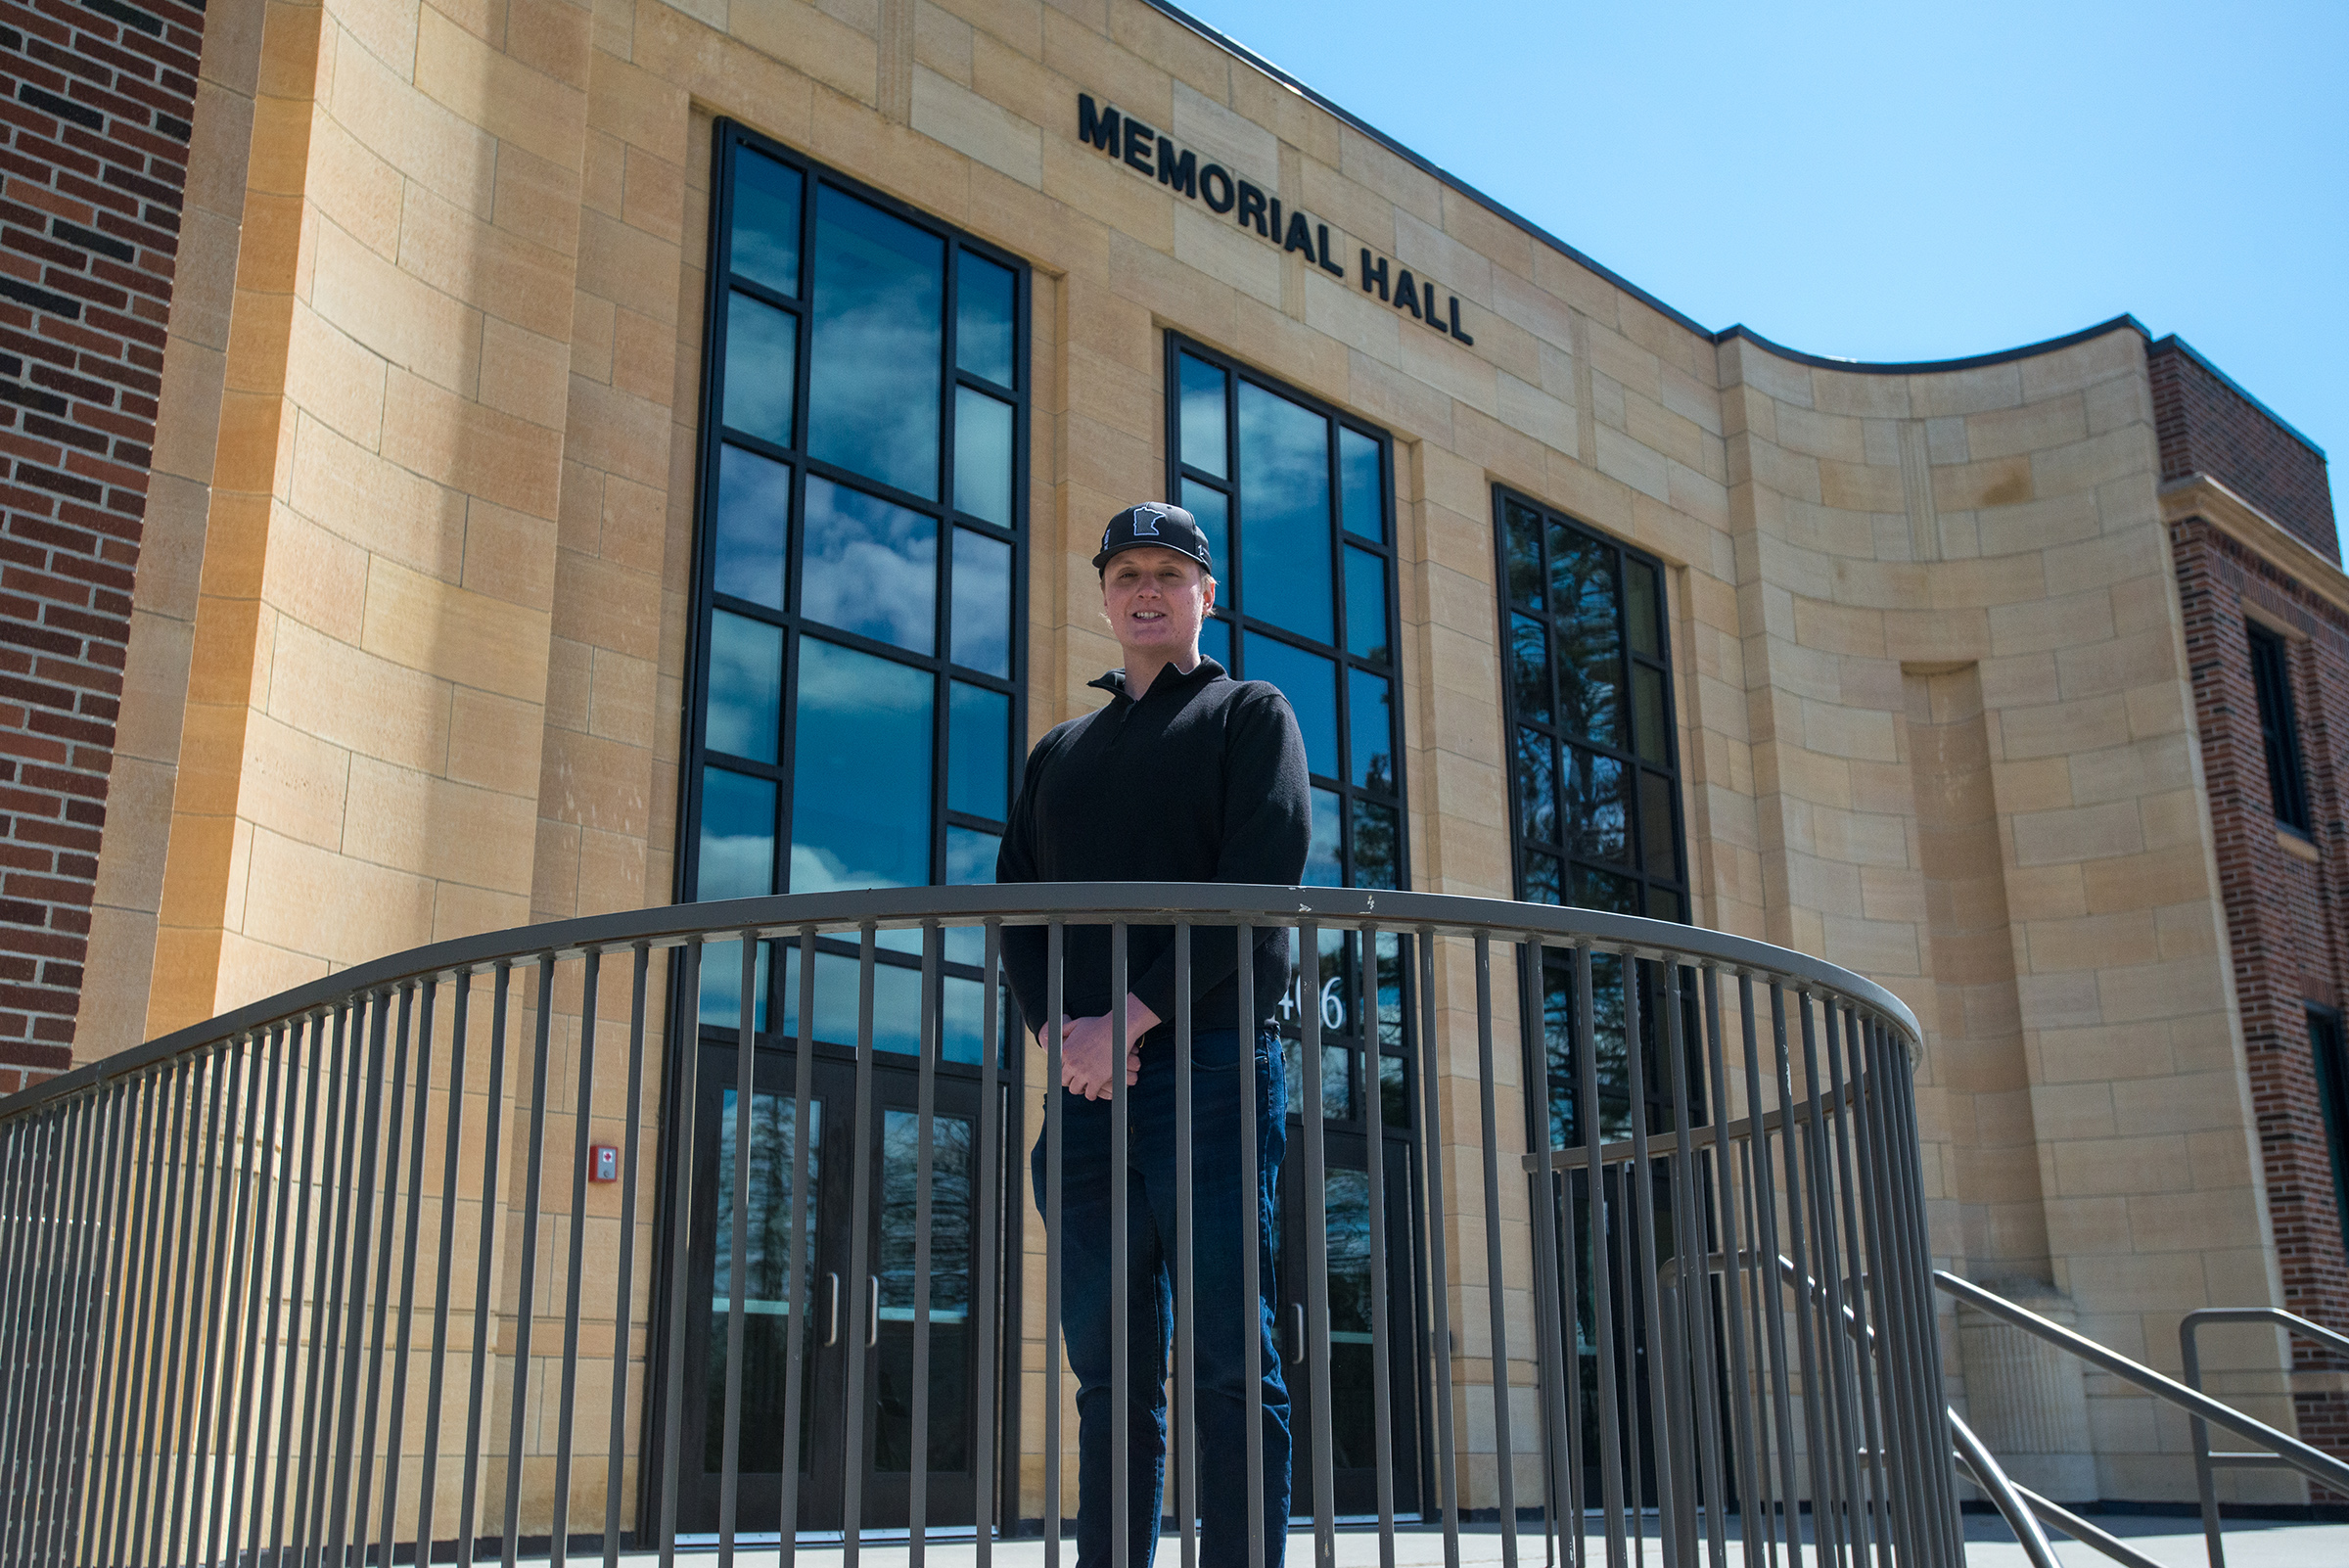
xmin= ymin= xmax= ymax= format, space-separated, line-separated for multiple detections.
xmin=996 ymin=657 xmax=1310 ymax=1041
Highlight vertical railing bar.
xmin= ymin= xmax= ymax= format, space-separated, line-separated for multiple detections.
xmin=1882 ymin=1022 xmax=1959 ymax=1563
xmin=1045 ymin=920 xmax=1065 ymax=1568
xmin=114 ymin=1064 xmax=177 ymax=1568
xmin=1860 ymin=1019 xmax=1929 ymax=1561
xmin=1739 ymin=978 xmax=1804 ymax=1568
xmin=352 ymin=987 xmax=420 ymax=1565
xmin=1571 ymin=947 xmax=1624 ymax=1568
xmin=133 ymin=1056 xmax=201 ymax=1567
xmin=1767 ymin=987 xmax=1835 ymax=1568
xmin=163 ymin=1043 xmax=231 ymax=1565
xmin=657 ymin=942 xmax=705 ymax=1568
xmin=220 ymin=1028 xmax=287 ymax=1566
xmin=1800 ymin=997 xmax=1866 ymax=1568
xmin=1414 ymin=929 xmax=1460 ymax=1568
xmin=1618 ymin=957 xmax=1681 ymax=1568
xmin=909 ymin=922 xmax=942 ymax=1567
xmin=299 ymin=1001 xmax=369 ymax=1563
xmin=1523 ymin=940 xmax=1582 ymax=1568
xmin=554 ymin=950 xmax=603 ymax=1568
xmin=57 ymin=1083 xmax=121 ymax=1566
xmin=500 ymin=956 xmax=559 ymax=1568
xmin=1846 ymin=1016 xmax=1918 ymax=1568
xmin=95 ymin=1072 xmax=161 ymax=1562
xmin=1110 ymin=919 xmax=1131 ymax=1568
xmin=1235 ymin=923 xmax=1264 ymax=1568
xmin=1301 ymin=918 xmax=1336 ymax=1568
xmin=58 ymin=1081 xmax=129 ymax=1566
xmin=4 ymin=1097 xmax=66 ymax=1563
xmin=264 ymin=1014 xmax=331 ymax=1567
xmin=974 ymin=920 xmax=1003 ymax=1568
xmin=1471 ymin=932 xmax=1517 ymax=1568
xmin=1824 ymin=1003 xmax=1892 ymax=1568
xmin=1662 ymin=968 xmax=1727 ymax=1568
xmin=462 ymin=966 xmax=517 ymax=1568
xmin=326 ymin=992 xmax=396 ymax=1568
xmin=1364 ymin=924 xmax=1398 ymax=1568
xmin=1697 ymin=970 xmax=1765 ymax=1568
xmin=1737 ymin=1123 xmax=1782 ymax=1568
xmin=199 ymin=1035 xmax=264 ymax=1566
xmin=17 ymin=1093 xmax=88 ymax=1565
xmin=841 ymin=924 xmax=880 ymax=1568
xmin=1610 ymin=1156 xmax=1645 ymax=1564
xmin=379 ymin=982 xmax=440 ymax=1568
xmin=1172 ymin=922 xmax=1197 ymax=1568
xmin=776 ymin=931 xmax=817 ymax=1564
xmin=605 ymin=945 xmax=653 ymax=1568
xmin=1791 ymin=995 xmax=1854 ymax=1568
xmin=719 ymin=934 xmax=755 ymax=1568
xmin=0 ymin=1107 xmax=37 ymax=1545
xmin=420 ymin=974 xmax=475 ymax=1563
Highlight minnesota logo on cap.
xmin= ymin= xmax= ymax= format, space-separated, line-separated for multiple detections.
xmin=1093 ymin=502 xmax=1213 ymax=572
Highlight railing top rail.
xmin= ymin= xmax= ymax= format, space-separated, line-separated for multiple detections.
xmin=2181 ymin=1306 xmax=2349 ymax=1361
xmin=8 ymin=882 xmax=1919 ymax=1122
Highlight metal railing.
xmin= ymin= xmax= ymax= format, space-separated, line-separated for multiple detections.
xmin=1937 ymin=1273 xmax=2349 ymax=1568
xmin=0 ymin=883 xmax=1957 ymax=1567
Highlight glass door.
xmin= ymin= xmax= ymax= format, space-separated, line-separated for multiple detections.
xmin=680 ymin=1037 xmax=990 ymax=1538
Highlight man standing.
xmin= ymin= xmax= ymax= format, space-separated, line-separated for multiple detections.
xmin=998 ymin=502 xmax=1308 ymax=1567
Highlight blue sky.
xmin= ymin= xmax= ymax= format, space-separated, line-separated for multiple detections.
xmin=1174 ymin=0 xmax=2347 ymax=524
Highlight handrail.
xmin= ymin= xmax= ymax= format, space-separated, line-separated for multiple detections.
xmin=1936 ymin=1271 xmax=2349 ymax=1499
xmin=0 ymin=882 xmax=1923 ymax=1124
xmin=2181 ymin=1306 xmax=2349 ymax=1568
xmin=1949 ymin=1408 xmax=2061 ymax=1568
xmin=1951 ymin=1449 xmax=2167 ymax=1568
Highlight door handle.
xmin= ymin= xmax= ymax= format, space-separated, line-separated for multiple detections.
xmin=868 ymin=1275 xmax=881 ymax=1349
xmin=1288 ymin=1303 xmax=1305 ymax=1364
xmin=823 ymin=1272 xmax=841 ymax=1347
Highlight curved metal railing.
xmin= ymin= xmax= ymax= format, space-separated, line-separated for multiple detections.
xmin=0 ymin=884 xmax=1953 ymax=1567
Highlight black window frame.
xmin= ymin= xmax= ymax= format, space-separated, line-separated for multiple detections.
xmin=1491 ymin=484 xmax=1688 ymax=920
xmin=675 ymin=118 xmax=1031 ymax=1006
xmin=2310 ymin=1006 xmax=2349 ymax=1252
xmin=2248 ymin=620 xmax=2313 ymax=836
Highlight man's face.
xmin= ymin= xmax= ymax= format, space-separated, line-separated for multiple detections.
xmin=1100 ymin=546 xmax=1215 ymax=657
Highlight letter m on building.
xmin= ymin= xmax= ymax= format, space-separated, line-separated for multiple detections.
xmin=1079 ymin=94 xmax=1121 ymax=153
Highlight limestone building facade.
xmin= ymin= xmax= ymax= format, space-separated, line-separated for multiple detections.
xmin=3 ymin=0 xmax=2344 ymax=1514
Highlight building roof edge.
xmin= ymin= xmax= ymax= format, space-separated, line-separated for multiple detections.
xmin=2145 ymin=334 xmax=2328 ymax=461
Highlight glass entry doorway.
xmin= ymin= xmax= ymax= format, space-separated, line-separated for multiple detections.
xmin=677 ymin=1034 xmax=993 ymax=1538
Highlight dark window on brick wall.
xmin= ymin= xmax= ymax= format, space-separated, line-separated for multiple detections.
xmin=2248 ymin=623 xmax=2312 ymax=834
xmin=2312 ymin=1008 xmax=2349 ymax=1250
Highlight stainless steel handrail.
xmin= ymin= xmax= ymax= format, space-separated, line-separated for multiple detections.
xmin=0 ymin=884 xmax=1953 ymax=1568
xmin=2181 ymin=1306 xmax=2349 ymax=1568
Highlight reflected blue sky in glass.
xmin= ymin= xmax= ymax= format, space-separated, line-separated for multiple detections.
xmin=698 ymin=766 xmax=776 ymax=899
xmin=1245 ymin=631 xmax=1337 ymax=780
xmin=954 ymin=387 xmax=1012 ymax=526
xmin=1199 ymin=616 xmax=1230 ymax=669
xmin=808 ymin=186 xmax=943 ymax=499
xmin=1180 ymin=479 xmax=1227 ymax=579
xmin=944 ymin=825 xmax=998 ymax=967
xmin=701 ymin=939 xmax=770 ymax=1034
xmin=949 ymin=528 xmax=1010 ymax=675
xmin=947 ymin=681 xmax=1009 ymax=821
xmin=1346 ymin=668 xmax=1393 ymax=793
xmin=1344 ymin=546 xmax=1387 ymax=664
xmin=786 ymin=948 xmax=921 ymax=1056
xmin=714 ymin=443 xmax=790 ymax=610
xmin=802 ymin=477 xmax=936 ymax=653
xmin=706 ymin=611 xmax=781 ymax=762
xmin=731 ymin=151 xmax=802 ymax=296
xmin=1339 ymin=426 xmax=1382 ymax=540
xmin=1178 ymin=353 xmax=1226 ymax=478
xmin=1237 ymin=381 xmax=1332 ymax=641
xmin=723 ymin=293 xmax=797 ymax=448
xmin=791 ymin=638 xmax=932 ymax=892
xmin=956 ymin=253 xmax=1016 ymax=387
xmin=1306 ymin=788 xmax=1341 ymax=886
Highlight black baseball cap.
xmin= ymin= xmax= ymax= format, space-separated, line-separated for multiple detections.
xmin=1092 ymin=502 xmax=1214 ymax=573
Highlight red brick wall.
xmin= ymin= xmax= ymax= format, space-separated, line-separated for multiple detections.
xmin=2173 ymin=516 xmax=2349 ymax=1474
xmin=0 ymin=0 xmax=201 ymax=1092
xmin=2153 ymin=338 xmax=2338 ymax=564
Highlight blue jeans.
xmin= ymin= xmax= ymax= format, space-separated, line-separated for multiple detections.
xmin=1031 ymin=1027 xmax=1291 ymax=1568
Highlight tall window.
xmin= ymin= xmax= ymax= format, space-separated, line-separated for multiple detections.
xmin=1164 ymin=335 xmax=1405 ymax=895
xmin=2249 ymin=622 xmax=2312 ymax=835
xmin=1495 ymin=487 xmax=1686 ymax=922
xmin=2311 ymin=1009 xmax=2349 ymax=1249
xmin=683 ymin=123 xmax=1026 ymax=1053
